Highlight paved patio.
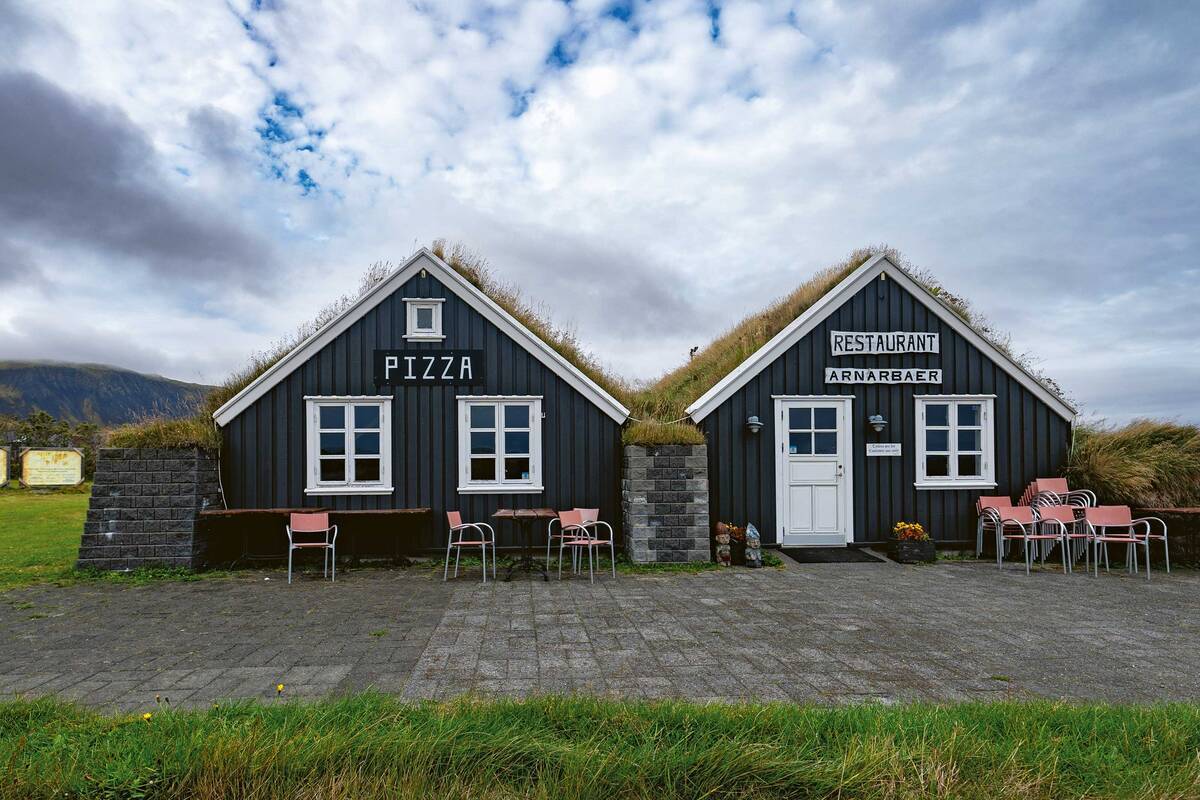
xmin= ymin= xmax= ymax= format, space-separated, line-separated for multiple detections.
xmin=2 ymin=556 xmax=1198 ymax=711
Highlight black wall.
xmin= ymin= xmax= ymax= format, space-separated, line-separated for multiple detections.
xmin=702 ymin=272 xmax=1072 ymax=544
xmin=220 ymin=266 xmax=623 ymax=551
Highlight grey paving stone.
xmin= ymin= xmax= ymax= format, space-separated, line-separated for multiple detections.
xmin=2 ymin=561 xmax=1200 ymax=706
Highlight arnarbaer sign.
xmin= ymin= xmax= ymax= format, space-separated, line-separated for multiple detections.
xmin=825 ymin=367 xmax=942 ymax=384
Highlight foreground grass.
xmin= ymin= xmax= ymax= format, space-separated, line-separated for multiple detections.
xmin=0 ymin=486 xmax=229 ymax=592
xmin=1 ymin=695 xmax=1198 ymax=799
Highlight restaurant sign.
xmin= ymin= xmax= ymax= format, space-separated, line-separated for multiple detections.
xmin=20 ymin=448 xmax=84 ymax=487
xmin=374 ymin=349 xmax=485 ymax=387
xmin=830 ymin=331 xmax=939 ymax=356
xmin=825 ymin=368 xmax=942 ymax=384
xmin=0 ymin=447 xmax=7 ymax=488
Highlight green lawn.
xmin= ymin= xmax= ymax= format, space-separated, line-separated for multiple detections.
xmin=0 ymin=485 xmax=90 ymax=591
xmin=1 ymin=694 xmax=1198 ymax=799
xmin=0 ymin=485 xmax=223 ymax=592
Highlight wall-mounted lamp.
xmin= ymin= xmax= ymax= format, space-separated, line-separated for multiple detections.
xmin=868 ymin=414 xmax=888 ymax=434
xmin=745 ymin=415 xmax=764 ymax=434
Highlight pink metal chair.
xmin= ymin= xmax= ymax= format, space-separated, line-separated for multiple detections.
xmin=444 ymin=511 xmax=496 ymax=582
xmin=285 ymin=512 xmax=338 ymax=584
xmin=998 ymin=506 xmax=1067 ymax=575
xmin=1083 ymin=506 xmax=1166 ymax=580
xmin=1030 ymin=478 xmax=1096 ymax=508
xmin=975 ymin=496 xmax=1011 ymax=558
xmin=1034 ymin=504 xmax=1088 ymax=573
xmin=573 ymin=507 xmax=616 ymax=581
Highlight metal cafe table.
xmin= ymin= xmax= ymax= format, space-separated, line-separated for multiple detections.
xmin=492 ymin=508 xmax=556 ymax=581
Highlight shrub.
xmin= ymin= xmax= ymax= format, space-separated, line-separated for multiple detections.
xmin=622 ymin=420 xmax=706 ymax=446
xmin=106 ymin=417 xmax=219 ymax=451
xmin=1066 ymin=419 xmax=1200 ymax=507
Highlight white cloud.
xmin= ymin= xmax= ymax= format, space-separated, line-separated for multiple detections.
xmin=1 ymin=0 xmax=1198 ymax=422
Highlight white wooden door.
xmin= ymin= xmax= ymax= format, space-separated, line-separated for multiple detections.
xmin=775 ymin=398 xmax=853 ymax=546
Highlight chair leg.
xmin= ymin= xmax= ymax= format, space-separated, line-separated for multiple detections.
xmin=588 ymin=546 xmax=594 ymax=583
xmin=1165 ymin=537 xmax=1170 ymax=573
xmin=558 ymin=539 xmax=565 ymax=580
xmin=610 ymin=540 xmax=616 ymax=578
xmin=1144 ymin=541 xmax=1151 ymax=582
xmin=455 ymin=546 xmax=461 ymax=578
xmin=331 ymin=543 xmax=336 ymax=582
xmin=288 ymin=547 xmax=293 ymax=584
xmin=481 ymin=542 xmax=487 ymax=584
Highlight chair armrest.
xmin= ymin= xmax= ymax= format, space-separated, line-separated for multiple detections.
xmin=285 ymin=525 xmax=294 ymax=544
xmin=1132 ymin=517 xmax=1167 ymax=538
xmin=329 ymin=524 xmax=338 ymax=545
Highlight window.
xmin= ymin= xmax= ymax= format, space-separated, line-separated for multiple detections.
xmin=457 ymin=396 xmax=542 ymax=493
xmin=305 ymin=397 xmax=392 ymax=494
xmin=403 ymin=297 xmax=444 ymax=340
xmin=786 ymin=406 xmax=839 ymax=455
xmin=915 ymin=396 xmax=995 ymax=488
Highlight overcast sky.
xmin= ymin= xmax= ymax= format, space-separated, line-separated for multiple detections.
xmin=1 ymin=0 xmax=1197 ymax=422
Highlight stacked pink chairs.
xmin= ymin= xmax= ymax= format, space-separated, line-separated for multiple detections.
xmin=285 ymin=512 xmax=339 ymax=584
xmin=997 ymin=506 xmax=1069 ymax=575
xmin=1020 ymin=478 xmax=1096 ymax=508
xmin=1033 ymin=504 xmax=1089 ymax=573
xmin=1083 ymin=506 xmax=1169 ymax=581
xmin=975 ymin=496 xmax=1013 ymax=558
xmin=555 ymin=508 xmax=616 ymax=583
xmin=444 ymin=511 xmax=496 ymax=582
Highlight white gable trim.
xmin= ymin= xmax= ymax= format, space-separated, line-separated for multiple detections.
xmin=213 ymin=249 xmax=630 ymax=427
xmin=685 ymin=254 xmax=1076 ymax=424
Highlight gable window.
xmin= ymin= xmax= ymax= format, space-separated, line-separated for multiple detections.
xmin=915 ymin=395 xmax=995 ymax=489
xmin=403 ymin=297 xmax=444 ymax=341
xmin=457 ymin=396 xmax=543 ymax=493
xmin=305 ymin=397 xmax=392 ymax=495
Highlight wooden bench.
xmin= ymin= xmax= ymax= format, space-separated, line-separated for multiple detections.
xmin=198 ymin=507 xmax=432 ymax=567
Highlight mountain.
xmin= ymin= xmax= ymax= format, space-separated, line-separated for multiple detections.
xmin=0 ymin=361 xmax=213 ymax=426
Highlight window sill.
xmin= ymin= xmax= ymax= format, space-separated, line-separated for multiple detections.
xmin=914 ymin=481 xmax=997 ymax=491
xmin=402 ymin=334 xmax=445 ymax=342
xmin=305 ymin=486 xmax=394 ymax=496
xmin=457 ymin=485 xmax=544 ymax=495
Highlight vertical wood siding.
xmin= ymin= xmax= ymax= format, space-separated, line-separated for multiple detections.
xmin=702 ymin=274 xmax=1072 ymax=544
xmin=220 ymin=271 xmax=622 ymax=550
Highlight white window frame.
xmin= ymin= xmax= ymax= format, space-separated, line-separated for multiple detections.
xmin=403 ymin=297 xmax=445 ymax=341
xmin=304 ymin=396 xmax=393 ymax=495
xmin=914 ymin=395 xmax=996 ymax=490
xmin=457 ymin=395 xmax=543 ymax=494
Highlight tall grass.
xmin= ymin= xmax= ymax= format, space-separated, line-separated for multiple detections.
xmin=1066 ymin=419 xmax=1200 ymax=507
xmin=1 ymin=695 xmax=1198 ymax=799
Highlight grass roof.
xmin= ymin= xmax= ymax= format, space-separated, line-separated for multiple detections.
xmin=111 ymin=241 xmax=1072 ymax=450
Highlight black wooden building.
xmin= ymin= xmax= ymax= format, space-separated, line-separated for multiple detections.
xmin=686 ymin=254 xmax=1076 ymax=546
xmin=212 ymin=249 xmax=629 ymax=550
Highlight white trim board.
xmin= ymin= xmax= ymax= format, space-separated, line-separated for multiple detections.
xmin=685 ymin=255 xmax=1076 ymax=424
xmin=213 ymin=249 xmax=630 ymax=426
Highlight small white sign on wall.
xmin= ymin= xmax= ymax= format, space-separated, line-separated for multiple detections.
xmin=866 ymin=443 xmax=902 ymax=457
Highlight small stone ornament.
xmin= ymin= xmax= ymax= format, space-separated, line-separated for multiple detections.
xmin=714 ymin=523 xmax=732 ymax=567
xmin=744 ymin=523 xmax=762 ymax=567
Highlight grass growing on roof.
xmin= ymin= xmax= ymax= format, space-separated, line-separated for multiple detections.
xmin=433 ymin=239 xmax=633 ymax=406
xmin=1066 ymin=419 xmax=1200 ymax=507
xmin=3 ymin=694 xmax=1200 ymax=799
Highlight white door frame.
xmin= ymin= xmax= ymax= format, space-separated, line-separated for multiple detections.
xmin=773 ymin=395 xmax=854 ymax=547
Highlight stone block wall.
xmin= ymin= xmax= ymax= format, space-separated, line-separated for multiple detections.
xmin=622 ymin=444 xmax=710 ymax=563
xmin=76 ymin=448 xmax=222 ymax=571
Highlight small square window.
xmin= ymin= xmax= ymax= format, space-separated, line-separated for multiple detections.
xmin=319 ymin=406 xmax=345 ymax=429
xmin=405 ymin=299 xmax=443 ymax=339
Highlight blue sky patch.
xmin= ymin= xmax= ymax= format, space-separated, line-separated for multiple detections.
xmin=296 ymin=169 xmax=318 ymax=194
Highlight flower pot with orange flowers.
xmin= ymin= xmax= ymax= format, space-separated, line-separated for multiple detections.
xmin=890 ymin=521 xmax=935 ymax=563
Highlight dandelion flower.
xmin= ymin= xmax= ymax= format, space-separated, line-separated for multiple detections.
xmin=142 ymin=712 xmax=152 ymax=721
xmin=276 ymin=683 xmax=285 ymax=694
